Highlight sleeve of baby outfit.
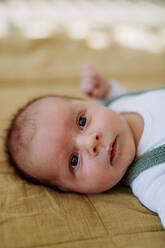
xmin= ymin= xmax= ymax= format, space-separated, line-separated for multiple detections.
xmin=97 ymin=78 xmax=127 ymax=106
xmin=131 ymin=163 xmax=165 ymax=228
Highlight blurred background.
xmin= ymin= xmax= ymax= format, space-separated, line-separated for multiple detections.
xmin=0 ymin=0 xmax=165 ymax=96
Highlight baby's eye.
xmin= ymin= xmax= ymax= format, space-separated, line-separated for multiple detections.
xmin=70 ymin=154 xmax=79 ymax=169
xmin=78 ymin=116 xmax=87 ymax=130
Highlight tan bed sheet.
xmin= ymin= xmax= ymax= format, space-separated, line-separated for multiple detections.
xmin=0 ymin=36 xmax=165 ymax=248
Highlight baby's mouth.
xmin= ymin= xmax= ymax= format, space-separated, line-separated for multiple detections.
xmin=109 ymin=137 xmax=118 ymax=164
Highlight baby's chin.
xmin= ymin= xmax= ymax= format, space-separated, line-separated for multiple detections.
xmin=81 ymin=187 xmax=112 ymax=194
xmin=75 ymin=182 xmax=116 ymax=194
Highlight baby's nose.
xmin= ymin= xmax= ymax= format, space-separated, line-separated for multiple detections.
xmin=86 ymin=132 xmax=101 ymax=156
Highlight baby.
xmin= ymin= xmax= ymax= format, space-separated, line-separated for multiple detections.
xmin=6 ymin=65 xmax=165 ymax=228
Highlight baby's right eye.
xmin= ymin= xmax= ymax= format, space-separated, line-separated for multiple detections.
xmin=70 ymin=154 xmax=79 ymax=169
xmin=78 ymin=116 xmax=87 ymax=130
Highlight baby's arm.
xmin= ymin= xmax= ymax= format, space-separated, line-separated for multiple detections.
xmin=131 ymin=163 xmax=165 ymax=228
xmin=80 ymin=64 xmax=127 ymax=103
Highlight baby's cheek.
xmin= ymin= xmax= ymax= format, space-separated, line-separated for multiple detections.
xmin=89 ymin=154 xmax=106 ymax=167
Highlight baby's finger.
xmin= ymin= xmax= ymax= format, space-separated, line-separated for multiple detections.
xmin=81 ymin=67 xmax=95 ymax=85
xmin=81 ymin=77 xmax=98 ymax=98
xmin=82 ymin=64 xmax=96 ymax=78
xmin=80 ymin=78 xmax=93 ymax=93
xmin=83 ymin=64 xmax=94 ymax=71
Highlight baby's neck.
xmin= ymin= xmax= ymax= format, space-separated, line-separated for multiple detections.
xmin=122 ymin=112 xmax=144 ymax=149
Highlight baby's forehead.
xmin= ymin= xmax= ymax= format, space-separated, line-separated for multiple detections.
xmin=35 ymin=96 xmax=84 ymax=116
xmin=35 ymin=96 xmax=73 ymax=110
xmin=32 ymin=97 xmax=77 ymax=137
xmin=30 ymin=97 xmax=77 ymax=178
xmin=31 ymin=96 xmax=90 ymax=136
xmin=27 ymin=96 xmax=65 ymax=120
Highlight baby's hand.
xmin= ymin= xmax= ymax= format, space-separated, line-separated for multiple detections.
xmin=80 ymin=64 xmax=111 ymax=99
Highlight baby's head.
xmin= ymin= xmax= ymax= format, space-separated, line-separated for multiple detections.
xmin=6 ymin=95 xmax=136 ymax=193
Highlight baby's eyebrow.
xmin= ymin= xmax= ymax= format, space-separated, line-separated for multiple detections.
xmin=63 ymin=104 xmax=79 ymax=128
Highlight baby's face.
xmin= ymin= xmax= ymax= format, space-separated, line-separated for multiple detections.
xmin=28 ymin=97 xmax=135 ymax=193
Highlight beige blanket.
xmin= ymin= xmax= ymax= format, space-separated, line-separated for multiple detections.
xmin=0 ymin=35 xmax=165 ymax=248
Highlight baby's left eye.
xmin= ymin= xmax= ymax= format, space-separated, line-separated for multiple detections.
xmin=70 ymin=154 xmax=79 ymax=169
xmin=78 ymin=116 xmax=87 ymax=130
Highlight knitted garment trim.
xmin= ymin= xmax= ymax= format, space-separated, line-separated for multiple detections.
xmin=122 ymin=144 xmax=165 ymax=186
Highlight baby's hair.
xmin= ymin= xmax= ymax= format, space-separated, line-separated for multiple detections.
xmin=5 ymin=94 xmax=84 ymax=191
xmin=6 ymin=95 xmax=46 ymax=186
